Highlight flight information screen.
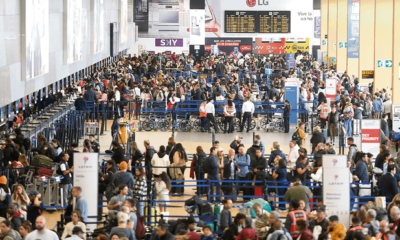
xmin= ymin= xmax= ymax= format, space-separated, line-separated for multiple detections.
xmin=225 ymin=11 xmax=256 ymax=33
xmin=224 ymin=11 xmax=291 ymax=34
xmin=258 ymin=11 xmax=291 ymax=33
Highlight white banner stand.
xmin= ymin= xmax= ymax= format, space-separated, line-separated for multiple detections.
xmin=361 ymin=120 xmax=381 ymax=158
xmin=73 ymin=153 xmax=99 ymax=231
xmin=322 ymin=155 xmax=350 ymax=228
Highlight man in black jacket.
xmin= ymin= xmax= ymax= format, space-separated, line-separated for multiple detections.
xmin=381 ymin=114 xmax=389 ymax=145
xmin=252 ymin=148 xmax=267 ymax=185
xmin=67 ymin=142 xmax=79 ymax=168
xmin=155 ymin=223 xmax=174 ymax=240
xmin=246 ymin=140 xmax=261 ymax=165
xmin=379 ymin=165 xmax=399 ymax=201
xmin=111 ymin=141 xmax=124 ymax=165
xmin=74 ymin=94 xmax=87 ymax=111
xmin=144 ymin=140 xmax=155 ymax=194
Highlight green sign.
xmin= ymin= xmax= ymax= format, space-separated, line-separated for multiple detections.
xmin=378 ymin=60 xmax=393 ymax=68
xmin=322 ymin=40 xmax=327 ymax=46
xmin=339 ymin=42 xmax=347 ymax=48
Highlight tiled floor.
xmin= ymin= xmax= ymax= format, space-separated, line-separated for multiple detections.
xmin=43 ymin=117 xmax=374 ymax=231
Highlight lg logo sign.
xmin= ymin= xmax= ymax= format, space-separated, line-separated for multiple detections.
xmin=246 ymin=0 xmax=269 ymax=7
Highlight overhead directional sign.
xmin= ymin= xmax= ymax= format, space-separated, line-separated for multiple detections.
xmin=339 ymin=42 xmax=347 ymax=48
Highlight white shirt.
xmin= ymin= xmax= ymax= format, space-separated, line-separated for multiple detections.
xmin=224 ymin=103 xmax=236 ymax=116
xmin=287 ymin=145 xmax=300 ymax=168
xmin=61 ymin=221 xmax=87 ymax=240
xmin=25 ymin=229 xmax=59 ymax=240
xmin=206 ymin=102 xmax=215 ymax=115
xmin=382 ymin=100 xmax=392 ymax=114
xmin=115 ymin=91 xmax=120 ymax=101
xmin=242 ymin=101 xmax=255 ymax=114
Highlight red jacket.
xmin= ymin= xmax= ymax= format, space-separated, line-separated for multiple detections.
xmin=236 ymin=228 xmax=258 ymax=240
xmin=297 ymin=229 xmax=313 ymax=240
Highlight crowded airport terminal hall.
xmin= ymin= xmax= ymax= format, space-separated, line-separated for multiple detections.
xmin=2 ymin=0 xmax=400 ymax=239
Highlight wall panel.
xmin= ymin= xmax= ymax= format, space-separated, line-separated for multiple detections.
xmin=374 ymin=0 xmax=393 ymax=90
xmin=336 ymin=0 xmax=347 ymax=72
xmin=358 ymin=0 xmax=375 ymax=84
xmin=0 ymin=0 xmax=136 ymax=107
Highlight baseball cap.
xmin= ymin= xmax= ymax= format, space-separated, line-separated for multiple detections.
xmin=28 ymin=190 xmax=39 ymax=197
xmin=316 ymin=205 xmax=326 ymax=212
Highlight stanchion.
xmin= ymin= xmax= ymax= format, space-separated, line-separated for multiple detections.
xmin=253 ymin=131 xmax=255 ymax=141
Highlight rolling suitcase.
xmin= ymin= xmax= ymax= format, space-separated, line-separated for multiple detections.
xmin=31 ymin=154 xmax=53 ymax=169
xmin=353 ymin=119 xmax=361 ymax=136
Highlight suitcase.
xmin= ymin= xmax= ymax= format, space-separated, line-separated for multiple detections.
xmin=145 ymin=206 xmax=158 ymax=227
xmin=31 ymin=154 xmax=53 ymax=169
xmin=38 ymin=167 xmax=52 ymax=177
xmin=353 ymin=119 xmax=361 ymax=136
xmin=198 ymin=202 xmax=213 ymax=222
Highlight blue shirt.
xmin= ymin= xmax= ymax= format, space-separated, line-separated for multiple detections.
xmin=275 ymin=168 xmax=287 ymax=182
xmin=75 ymin=195 xmax=88 ymax=222
xmin=234 ymin=153 xmax=250 ymax=177
xmin=209 ymin=154 xmax=219 ymax=177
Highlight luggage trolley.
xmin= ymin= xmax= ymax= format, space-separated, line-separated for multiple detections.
xmin=83 ymin=122 xmax=101 ymax=143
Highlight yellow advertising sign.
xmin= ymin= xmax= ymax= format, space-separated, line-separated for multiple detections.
xmin=285 ymin=38 xmax=310 ymax=54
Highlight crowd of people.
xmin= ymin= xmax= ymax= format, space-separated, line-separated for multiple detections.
xmin=0 ymin=48 xmax=397 ymax=240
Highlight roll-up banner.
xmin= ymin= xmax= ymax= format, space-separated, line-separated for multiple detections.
xmin=362 ymin=120 xmax=381 ymax=158
xmin=347 ymin=0 xmax=359 ymax=58
xmin=73 ymin=153 xmax=99 ymax=231
xmin=285 ymin=78 xmax=299 ymax=124
xmin=325 ymin=78 xmax=336 ymax=100
xmin=322 ymin=155 xmax=350 ymax=228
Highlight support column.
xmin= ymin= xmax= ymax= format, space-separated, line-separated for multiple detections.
xmin=374 ymin=0 xmax=394 ymax=91
xmin=328 ymin=0 xmax=338 ymax=67
xmin=358 ymin=0 xmax=375 ymax=84
xmin=336 ymin=0 xmax=348 ymax=72
xmin=392 ymin=0 xmax=400 ymax=103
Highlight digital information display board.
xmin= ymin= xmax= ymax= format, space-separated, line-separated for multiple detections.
xmin=258 ymin=11 xmax=290 ymax=33
xmin=224 ymin=11 xmax=291 ymax=34
xmin=225 ymin=11 xmax=256 ymax=33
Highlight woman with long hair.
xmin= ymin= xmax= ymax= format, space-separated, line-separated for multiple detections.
xmin=155 ymin=172 xmax=171 ymax=215
xmin=222 ymin=213 xmax=246 ymax=240
xmin=171 ymin=143 xmax=187 ymax=195
xmin=12 ymin=184 xmax=30 ymax=219
xmin=129 ymin=141 xmax=143 ymax=167
xmin=83 ymin=139 xmax=93 ymax=153
xmin=61 ymin=210 xmax=87 ymax=239
xmin=133 ymin=167 xmax=147 ymax=216
xmin=50 ymin=139 xmax=62 ymax=156
xmin=193 ymin=146 xmax=207 ymax=195
xmin=166 ymin=137 xmax=175 ymax=155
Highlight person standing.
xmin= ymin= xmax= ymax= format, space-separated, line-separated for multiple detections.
xmin=318 ymin=99 xmax=331 ymax=129
xmin=379 ymin=165 xmax=399 ymax=201
xmin=240 ymin=97 xmax=255 ymax=133
xmin=206 ymin=99 xmax=219 ymax=133
xmin=72 ymin=187 xmax=88 ymax=223
xmin=381 ymin=114 xmax=390 ymax=145
xmin=58 ymin=152 xmax=73 ymax=207
xmin=208 ymin=147 xmax=221 ymax=203
xmin=25 ymin=216 xmax=59 ymax=240
xmin=282 ymin=100 xmax=291 ymax=133
xmin=199 ymin=99 xmax=208 ymax=132
xmin=327 ymin=106 xmax=339 ymax=144
xmin=223 ymin=100 xmax=236 ymax=134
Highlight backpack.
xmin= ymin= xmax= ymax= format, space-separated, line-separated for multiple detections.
xmin=202 ymin=157 xmax=211 ymax=174
xmin=184 ymin=65 xmax=191 ymax=72
xmin=292 ymin=129 xmax=302 ymax=146
xmin=23 ymin=138 xmax=31 ymax=151
xmin=135 ymin=213 xmax=145 ymax=239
